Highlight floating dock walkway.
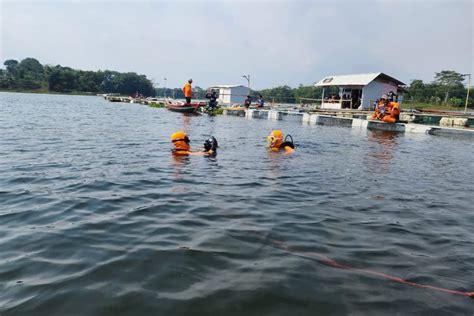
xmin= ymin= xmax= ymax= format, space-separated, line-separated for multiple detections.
xmin=102 ymin=95 xmax=474 ymax=137
xmin=224 ymin=109 xmax=474 ymax=137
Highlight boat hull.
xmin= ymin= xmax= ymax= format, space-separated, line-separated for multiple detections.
xmin=165 ymin=101 xmax=206 ymax=113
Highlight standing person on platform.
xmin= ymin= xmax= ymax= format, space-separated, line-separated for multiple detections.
xmin=182 ymin=79 xmax=193 ymax=104
xmin=244 ymin=95 xmax=252 ymax=109
xmin=256 ymin=94 xmax=264 ymax=108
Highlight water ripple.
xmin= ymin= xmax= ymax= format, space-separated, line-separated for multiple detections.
xmin=0 ymin=93 xmax=473 ymax=315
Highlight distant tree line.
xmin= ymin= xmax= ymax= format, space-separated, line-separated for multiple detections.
xmin=1 ymin=59 xmax=471 ymax=108
xmin=0 ymin=57 xmax=156 ymax=96
xmin=403 ymin=71 xmax=471 ymax=107
xmin=257 ymin=85 xmax=336 ymax=104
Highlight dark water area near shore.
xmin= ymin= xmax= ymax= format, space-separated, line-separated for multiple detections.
xmin=1 ymin=92 xmax=473 ymax=315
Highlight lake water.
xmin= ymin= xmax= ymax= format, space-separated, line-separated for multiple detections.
xmin=1 ymin=92 xmax=473 ymax=315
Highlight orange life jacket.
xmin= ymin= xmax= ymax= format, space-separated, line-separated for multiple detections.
xmin=389 ymin=102 xmax=400 ymax=116
xmin=182 ymin=83 xmax=192 ymax=97
xmin=372 ymin=101 xmax=400 ymax=123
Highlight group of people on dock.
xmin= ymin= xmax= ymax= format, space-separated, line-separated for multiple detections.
xmin=244 ymin=94 xmax=264 ymax=109
xmin=371 ymin=94 xmax=401 ymax=123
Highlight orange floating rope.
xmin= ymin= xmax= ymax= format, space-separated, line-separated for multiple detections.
xmin=259 ymin=233 xmax=474 ymax=299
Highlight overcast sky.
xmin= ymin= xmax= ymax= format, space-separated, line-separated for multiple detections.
xmin=1 ymin=0 xmax=472 ymax=89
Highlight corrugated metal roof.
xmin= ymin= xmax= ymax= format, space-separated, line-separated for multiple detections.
xmin=315 ymin=73 xmax=405 ymax=87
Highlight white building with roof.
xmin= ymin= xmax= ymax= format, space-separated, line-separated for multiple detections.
xmin=314 ymin=73 xmax=405 ymax=110
xmin=209 ymin=85 xmax=249 ymax=105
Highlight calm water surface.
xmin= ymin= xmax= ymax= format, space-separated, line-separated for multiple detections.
xmin=1 ymin=92 xmax=473 ymax=315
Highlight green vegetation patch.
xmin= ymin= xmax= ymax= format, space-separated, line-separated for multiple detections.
xmin=149 ymin=102 xmax=165 ymax=108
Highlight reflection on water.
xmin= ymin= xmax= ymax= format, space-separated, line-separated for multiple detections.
xmin=170 ymin=154 xmax=190 ymax=194
xmin=366 ymin=130 xmax=401 ymax=175
xmin=0 ymin=93 xmax=473 ymax=316
xmin=181 ymin=113 xmax=192 ymax=130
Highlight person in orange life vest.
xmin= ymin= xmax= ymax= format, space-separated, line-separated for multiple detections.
xmin=267 ymin=130 xmax=295 ymax=154
xmin=371 ymin=94 xmax=400 ymax=124
xmin=170 ymin=131 xmax=217 ymax=156
xmin=389 ymin=100 xmax=401 ymax=121
xmin=182 ymin=79 xmax=193 ymax=104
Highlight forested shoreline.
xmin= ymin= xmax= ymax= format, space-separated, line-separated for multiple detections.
xmin=0 ymin=58 xmax=155 ymax=96
xmin=1 ymin=58 xmax=471 ymax=108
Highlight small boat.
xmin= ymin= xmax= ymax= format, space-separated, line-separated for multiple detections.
xmin=165 ymin=100 xmax=206 ymax=113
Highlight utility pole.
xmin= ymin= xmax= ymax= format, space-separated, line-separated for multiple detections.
xmin=462 ymin=73 xmax=471 ymax=113
xmin=163 ymin=77 xmax=167 ymax=98
xmin=242 ymin=74 xmax=250 ymax=92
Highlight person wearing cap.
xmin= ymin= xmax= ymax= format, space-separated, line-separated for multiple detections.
xmin=170 ymin=131 xmax=217 ymax=156
xmin=371 ymin=94 xmax=400 ymax=123
xmin=182 ymin=79 xmax=193 ymax=104
xmin=372 ymin=94 xmax=389 ymax=120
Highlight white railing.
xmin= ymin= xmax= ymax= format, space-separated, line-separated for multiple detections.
xmin=299 ymin=97 xmax=359 ymax=109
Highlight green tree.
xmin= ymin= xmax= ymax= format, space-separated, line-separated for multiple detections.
xmin=18 ymin=58 xmax=44 ymax=81
xmin=193 ymin=86 xmax=206 ymax=99
xmin=48 ymin=66 xmax=78 ymax=92
xmin=100 ymin=70 xmax=120 ymax=93
xmin=2 ymin=57 xmax=156 ymax=96
xmin=0 ymin=69 xmax=7 ymax=88
xmin=294 ymin=84 xmax=323 ymax=101
xmin=259 ymin=85 xmax=295 ymax=103
xmin=4 ymin=59 xmax=19 ymax=78
xmin=77 ymin=70 xmax=103 ymax=93
xmin=405 ymin=79 xmax=426 ymax=102
xmin=433 ymin=70 xmax=465 ymax=104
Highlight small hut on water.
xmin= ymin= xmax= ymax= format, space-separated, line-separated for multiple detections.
xmin=209 ymin=85 xmax=249 ymax=105
xmin=315 ymin=73 xmax=405 ymax=110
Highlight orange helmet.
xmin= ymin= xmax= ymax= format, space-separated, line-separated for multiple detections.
xmin=267 ymin=130 xmax=283 ymax=148
xmin=170 ymin=131 xmax=190 ymax=151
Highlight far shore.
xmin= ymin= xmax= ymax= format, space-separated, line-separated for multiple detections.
xmin=0 ymin=89 xmax=97 ymax=96
xmin=0 ymin=89 xmax=469 ymax=112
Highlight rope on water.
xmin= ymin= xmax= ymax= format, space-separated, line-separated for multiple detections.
xmin=255 ymin=232 xmax=474 ymax=299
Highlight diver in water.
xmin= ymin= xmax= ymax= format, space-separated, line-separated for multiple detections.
xmin=170 ymin=131 xmax=218 ymax=156
xmin=267 ymin=130 xmax=295 ymax=154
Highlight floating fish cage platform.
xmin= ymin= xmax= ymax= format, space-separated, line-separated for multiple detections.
xmin=223 ymin=108 xmax=474 ymax=138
